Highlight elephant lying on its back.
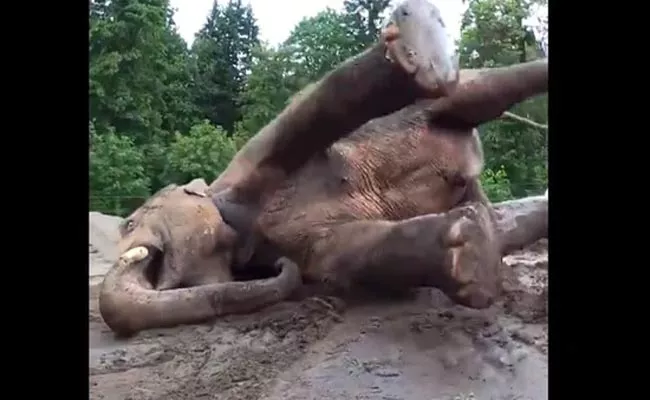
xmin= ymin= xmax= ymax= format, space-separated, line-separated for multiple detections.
xmin=98 ymin=0 xmax=548 ymax=336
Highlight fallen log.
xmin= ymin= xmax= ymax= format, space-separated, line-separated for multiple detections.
xmin=492 ymin=193 xmax=548 ymax=255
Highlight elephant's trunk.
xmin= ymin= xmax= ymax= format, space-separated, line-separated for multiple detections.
xmin=98 ymin=253 xmax=301 ymax=337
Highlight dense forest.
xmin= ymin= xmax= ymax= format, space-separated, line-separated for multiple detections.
xmin=89 ymin=0 xmax=548 ymax=216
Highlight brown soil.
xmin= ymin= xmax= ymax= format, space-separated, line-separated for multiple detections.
xmin=89 ymin=213 xmax=548 ymax=400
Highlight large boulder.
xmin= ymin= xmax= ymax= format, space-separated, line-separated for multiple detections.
xmin=89 ymin=211 xmax=122 ymax=286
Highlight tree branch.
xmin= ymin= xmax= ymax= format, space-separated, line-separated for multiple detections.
xmin=501 ymin=111 xmax=548 ymax=130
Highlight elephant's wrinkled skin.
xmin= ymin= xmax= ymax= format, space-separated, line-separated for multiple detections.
xmin=98 ymin=2 xmax=548 ymax=336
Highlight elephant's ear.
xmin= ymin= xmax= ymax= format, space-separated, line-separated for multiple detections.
xmin=183 ymin=178 xmax=209 ymax=197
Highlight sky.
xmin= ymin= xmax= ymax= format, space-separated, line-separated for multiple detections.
xmin=169 ymin=0 xmax=469 ymax=47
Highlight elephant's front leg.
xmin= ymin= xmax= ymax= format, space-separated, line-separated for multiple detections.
xmin=312 ymin=200 xmax=545 ymax=309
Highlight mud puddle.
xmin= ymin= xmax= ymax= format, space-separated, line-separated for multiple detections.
xmin=89 ymin=241 xmax=547 ymax=400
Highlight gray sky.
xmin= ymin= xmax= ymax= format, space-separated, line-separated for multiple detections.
xmin=169 ymin=0 xmax=468 ymax=47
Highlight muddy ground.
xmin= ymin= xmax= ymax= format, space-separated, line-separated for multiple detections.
xmin=89 ymin=212 xmax=548 ymax=400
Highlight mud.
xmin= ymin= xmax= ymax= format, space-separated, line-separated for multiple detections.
xmin=89 ymin=212 xmax=547 ymax=400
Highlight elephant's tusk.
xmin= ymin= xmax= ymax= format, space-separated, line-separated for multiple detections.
xmin=118 ymin=246 xmax=149 ymax=267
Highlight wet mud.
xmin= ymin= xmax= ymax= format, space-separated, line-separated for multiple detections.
xmin=89 ymin=238 xmax=547 ymax=400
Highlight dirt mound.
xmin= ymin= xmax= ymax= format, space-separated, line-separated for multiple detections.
xmin=89 ymin=214 xmax=548 ymax=400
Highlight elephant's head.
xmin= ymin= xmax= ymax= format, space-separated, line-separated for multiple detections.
xmin=98 ymin=178 xmax=301 ymax=337
xmin=115 ymin=178 xmax=237 ymax=290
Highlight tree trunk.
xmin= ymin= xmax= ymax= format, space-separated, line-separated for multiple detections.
xmin=492 ymin=194 xmax=547 ymax=255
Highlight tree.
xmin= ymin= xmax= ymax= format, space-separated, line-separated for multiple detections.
xmin=235 ymin=8 xmax=366 ymax=142
xmin=458 ymin=0 xmax=548 ymax=197
xmin=167 ymin=120 xmax=239 ymax=184
xmin=90 ymin=0 xmax=199 ymax=195
xmin=88 ymin=0 xmax=549 ymax=214
xmin=89 ymin=0 xmax=197 ymax=144
xmin=343 ymin=0 xmax=392 ymax=50
xmin=235 ymin=44 xmax=300 ymax=141
xmin=459 ymin=0 xmax=538 ymax=68
xmin=190 ymin=0 xmax=259 ymax=133
xmin=89 ymin=123 xmax=151 ymax=216
xmin=284 ymin=9 xmax=360 ymax=84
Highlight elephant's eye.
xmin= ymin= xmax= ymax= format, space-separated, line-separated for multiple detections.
xmin=124 ymin=220 xmax=135 ymax=232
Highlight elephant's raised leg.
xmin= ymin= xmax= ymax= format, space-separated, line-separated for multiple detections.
xmin=309 ymin=196 xmax=547 ymax=308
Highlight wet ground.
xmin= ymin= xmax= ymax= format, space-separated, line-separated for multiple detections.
xmin=89 ymin=213 xmax=548 ymax=400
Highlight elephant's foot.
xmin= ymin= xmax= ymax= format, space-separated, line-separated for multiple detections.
xmin=382 ymin=0 xmax=459 ymax=96
xmin=434 ymin=203 xmax=502 ymax=309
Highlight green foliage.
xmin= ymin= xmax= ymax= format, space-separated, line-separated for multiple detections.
xmin=284 ymin=9 xmax=361 ymax=83
xmin=168 ymin=121 xmax=239 ymax=184
xmin=459 ymin=0 xmax=538 ymax=68
xmin=89 ymin=123 xmax=151 ymax=216
xmin=89 ymin=0 xmax=258 ymax=207
xmin=89 ymin=0 xmax=198 ymax=144
xmin=460 ymin=0 xmax=548 ymax=197
xmin=236 ymin=5 xmax=383 ymax=141
xmin=190 ymin=0 xmax=259 ymax=132
xmin=343 ymin=0 xmax=392 ymax=49
xmin=236 ymin=3 xmax=391 ymax=139
xmin=89 ymin=0 xmax=547 ymax=214
xmin=140 ymin=137 xmax=173 ymax=192
xmin=480 ymin=166 xmax=513 ymax=202
xmin=236 ymin=44 xmax=299 ymax=140
xmin=480 ymin=95 xmax=547 ymax=197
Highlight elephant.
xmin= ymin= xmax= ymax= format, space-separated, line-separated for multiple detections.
xmin=97 ymin=0 xmax=548 ymax=336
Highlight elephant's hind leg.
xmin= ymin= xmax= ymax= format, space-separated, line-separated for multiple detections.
xmin=309 ymin=203 xmax=502 ymax=309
